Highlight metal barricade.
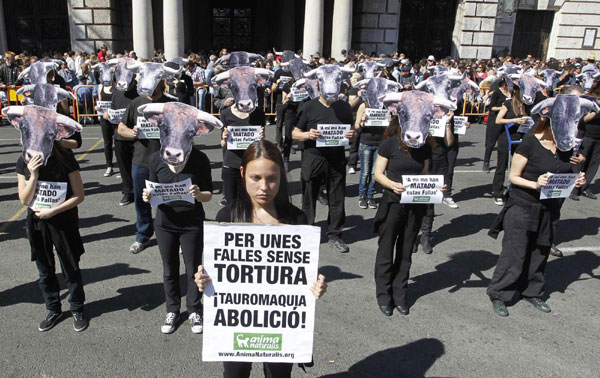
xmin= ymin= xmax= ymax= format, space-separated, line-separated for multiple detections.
xmin=461 ymin=88 xmax=489 ymax=117
xmin=65 ymin=86 xmax=77 ymax=120
xmin=73 ymin=84 xmax=97 ymax=124
xmin=0 ymin=85 xmax=24 ymax=117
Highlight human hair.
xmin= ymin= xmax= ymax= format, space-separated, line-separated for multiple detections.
xmin=533 ymin=116 xmax=552 ymax=135
xmin=511 ymin=86 xmax=526 ymax=117
xmin=231 ymin=140 xmax=292 ymax=223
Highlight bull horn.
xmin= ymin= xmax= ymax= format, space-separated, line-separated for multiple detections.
xmin=341 ymin=65 xmax=357 ymax=73
xmin=580 ymin=98 xmax=600 ymax=114
xmin=386 ymin=80 xmax=401 ymax=89
xmin=138 ymin=103 xmax=165 ymax=116
xmin=1 ymin=105 xmax=24 ymax=117
xmin=273 ymin=47 xmax=283 ymax=55
xmin=531 ymin=98 xmax=556 ymax=115
xmin=249 ymin=53 xmax=266 ymax=61
xmin=16 ymin=85 xmax=36 ymax=96
xmin=164 ymin=64 xmax=182 ymax=76
xmin=17 ymin=66 xmax=31 ymax=80
xmin=303 ymin=68 xmax=319 ymax=78
xmin=182 ymin=58 xmax=189 ymax=63
xmin=594 ymin=72 xmax=600 ymax=79
xmin=107 ymin=58 xmax=119 ymax=66
xmin=126 ymin=61 xmax=142 ymax=72
xmin=381 ymin=92 xmax=404 ymax=104
xmin=509 ymin=73 xmax=522 ymax=80
xmin=295 ymin=54 xmax=302 ymax=58
xmin=57 ymin=88 xmax=76 ymax=101
xmin=376 ymin=62 xmax=387 ymax=67
xmin=215 ymin=54 xmax=230 ymax=66
xmin=576 ymin=73 xmax=584 ymax=79
xmin=91 ymin=63 xmax=102 ymax=70
xmin=536 ymin=78 xmax=549 ymax=87
xmin=302 ymin=59 xmax=311 ymax=64
xmin=196 ymin=109 xmax=223 ymax=129
xmin=279 ymin=62 xmax=290 ymax=67
xmin=448 ymin=72 xmax=465 ymax=81
xmin=414 ymin=80 xmax=428 ymax=90
xmin=433 ymin=96 xmax=458 ymax=111
xmin=55 ymin=113 xmax=83 ymax=135
xmin=254 ymin=68 xmax=275 ymax=77
xmin=354 ymin=79 xmax=370 ymax=88
xmin=211 ymin=71 xmax=230 ymax=85
xmin=292 ymin=79 xmax=306 ymax=88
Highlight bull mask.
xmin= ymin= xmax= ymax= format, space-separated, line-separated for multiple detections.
xmin=303 ymin=64 xmax=356 ymax=104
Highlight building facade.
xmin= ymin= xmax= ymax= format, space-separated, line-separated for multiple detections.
xmin=0 ymin=0 xmax=598 ymax=60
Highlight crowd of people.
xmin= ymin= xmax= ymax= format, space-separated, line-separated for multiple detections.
xmin=2 ymin=43 xmax=600 ymax=378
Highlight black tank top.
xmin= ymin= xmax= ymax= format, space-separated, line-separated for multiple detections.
xmin=98 ymin=86 xmax=114 ymax=102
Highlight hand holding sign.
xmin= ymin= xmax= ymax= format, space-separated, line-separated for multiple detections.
xmin=310 ymin=274 xmax=327 ymax=299
xmin=316 ymin=124 xmax=351 ymax=147
xmin=539 ymin=173 xmax=580 ymax=199
xmin=401 ymin=175 xmax=444 ymax=204
xmin=195 ymin=265 xmax=211 ymax=292
xmin=535 ymin=173 xmax=550 ymax=189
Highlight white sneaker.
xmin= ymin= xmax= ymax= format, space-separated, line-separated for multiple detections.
xmin=104 ymin=167 xmax=113 ymax=177
xmin=161 ymin=312 xmax=179 ymax=334
xmin=348 ymin=167 xmax=356 ymax=174
xmin=189 ymin=312 xmax=203 ymax=334
xmin=442 ymin=197 xmax=458 ymax=209
xmin=494 ymin=197 xmax=504 ymax=206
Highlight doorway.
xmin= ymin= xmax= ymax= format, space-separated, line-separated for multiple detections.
xmin=511 ymin=10 xmax=554 ymax=60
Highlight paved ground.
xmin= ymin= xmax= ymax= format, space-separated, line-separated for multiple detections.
xmin=0 ymin=120 xmax=599 ymax=378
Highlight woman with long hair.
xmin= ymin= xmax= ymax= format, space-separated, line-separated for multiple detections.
xmin=483 ymin=78 xmax=511 ymax=174
xmin=195 ymin=140 xmax=327 ymax=378
xmin=96 ymin=71 xmax=117 ymax=177
xmin=487 ymin=116 xmax=586 ymax=317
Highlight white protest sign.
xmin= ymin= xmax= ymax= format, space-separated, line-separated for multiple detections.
xmin=145 ymin=178 xmax=194 ymax=207
xmin=227 ymin=126 xmax=262 ymax=150
xmin=316 ymin=124 xmax=350 ymax=147
xmin=453 ymin=116 xmax=468 ymax=135
xmin=400 ymin=175 xmax=444 ymax=204
xmin=29 ymin=181 xmax=67 ymax=210
xmin=278 ymin=76 xmax=292 ymax=89
xmin=136 ymin=116 xmax=160 ymax=139
xmin=539 ymin=173 xmax=578 ymax=200
xmin=517 ymin=116 xmax=535 ymax=133
xmin=429 ymin=116 xmax=447 ymax=138
xmin=365 ymin=109 xmax=389 ymax=127
xmin=96 ymin=100 xmax=112 ymax=115
xmin=107 ymin=108 xmax=126 ymax=125
xmin=202 ymin=223 xmax=321 ymax=363
xmin=291 ymin=87 xmax=308 ymax=102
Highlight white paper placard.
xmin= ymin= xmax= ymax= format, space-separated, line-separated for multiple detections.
xmin=316 ymin=124 xmax=350 ymax=147
xmin=227 ymin=126 xmax=262 ymax=150
xmin=145 ymin=178 xmax=194 ymax=207
xmin=290 ymin=87 xmax=308 ymax=102
xmin=517 ymin=116 xmax=535 ymax=133
xmin=278 ymin=76 xmax=292 ymax=89
xmin=539 ymin=173 xmax=579 ymax=200
xmin=136 ymin=116 xmax=160 ymax=139
xmin=400 ymin=175 xmax=444 ymax=204
xmin=29 ymin=181 xmax=67 ymax=210
xmin=453 ymin=116 xmax=468 ymax=135
xmin=202 ymin=223 xmax=321 ymax=363
xmin=107 ymin=108 xmax=126 ymax=125
xmin=429 ymin=116 xmax=447 ymax=138
xmin=365 ymin=109 xmax=390 ymax=127
xmin=96 ymin=100 xmax=112 ymax=115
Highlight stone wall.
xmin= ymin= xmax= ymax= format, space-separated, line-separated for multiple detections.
xmin=546 ymin=0 xmax=600 ymax=59
xmin=67 ymin=0 xmax=132 ymax=54
xmin=452 ymin=0 xmax=499 ymax=59
xmin=351 ymin=0 xmax=400 ymax=55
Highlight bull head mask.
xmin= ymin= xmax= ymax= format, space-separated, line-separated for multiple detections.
xmin=303 ymin=64 xmax=356 ymax=104
xmin=138 ymin=102 xmax=223 ymax=166
xmin=127 ymin=61 xmax=181 ymax=97
xmin=2 ymin=105 xmax=82 ymax=165
xmin=212 ymin=67 xmax=274 ymax=113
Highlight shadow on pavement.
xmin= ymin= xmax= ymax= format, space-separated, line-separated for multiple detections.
xmin=319 ymin=265 xmax=363 ymax=283
xmin=432 ymin=212 xmax=498 ymax=245
xmin=319 ymin=338 xmax=445 ymax=378
xmin=546 ymin=250 xmax=600 ymax=296
xmin=554 ymin=217 xmax=600 ymax=244
xmin=452 ymin=183 xmax=494 ymax=202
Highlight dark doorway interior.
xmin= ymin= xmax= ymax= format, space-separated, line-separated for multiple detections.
xmin=511 ymin=10 xmax=554 ymax=60
xmin=4 ymin=0 xmax=71 ymax=55
xmin=397 ymin=0 xmax=458 ymax=60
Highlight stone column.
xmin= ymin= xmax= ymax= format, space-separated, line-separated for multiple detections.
xmin=331 ymin=0 xmax=352 ymax=61
xmin=163 ymin=0 xmax=184 ymax=60
xmin=302 ymin=0 xmax=324 ymax=57
xmin=0 ymin=0 xmax=8 ymax=53
xmin=132 ymin=0 xmax=154 ymax=59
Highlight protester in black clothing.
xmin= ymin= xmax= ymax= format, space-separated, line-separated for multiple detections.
xmin=292 ymin=95 xmax=356 ymax=253
xmin=483 ymin=78 xmax=510 ymax=172
xmin=96 ymin=80 xmax=116 ymax=177
xmin=573 ymin=87 xmax=600 ymax=199
xmin=280 ymin=80 xmax=306 ymax=170
xmin=487 ymin=117 xmax=586 ymax=317
xmin=272 ymin=68 xmax=293 ymax=148
xmin=194 ymin=140 xmax=327 ymax=378
xmin=219 ymin=106 xmax=266 ymax=204
xmin=0 ymin=52 xmax=21 ymax=86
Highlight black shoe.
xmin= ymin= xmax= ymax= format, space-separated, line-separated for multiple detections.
xmin=569 ymin=191 xmax=580 ymax=201
xmin=290 ymin=146 xmax=297 ymax=155
xmin=420 ymin=234 xmax=433 ymax=254
xmin=328 ymin=237 xmax=349 ymax=253
xmin=358 ymin=197 xmax=368 ymax=209
xmin=524 ymin=297 xmax=551 ymax=313
xmin=379 ymin=305 xmax=393 ymax=316
xmin=119 ymin=194 xmax=133 ymax=206
xmin=396 ymin=305 xmax=409 ymax=315
xmin=492 ymin=299 xmax=509 ymax=317
xmin=367 ymin=198 xmax=377 ymax=209
xmin=582 ymin=190 xmax=597 ymax=200
xmin=482 ymin=162 xmax=490 ymax=173
xmin=318 ymin=193 xmax=328 ymax=206
xmin=550 ymin=244 xmax=563 ymax=258
xmin=412 ymin=236 xmax=419 ymax=253
xmin=72 ymin=312 xmax=89 ymax=332
xmin=39 ymin=311 xmax=62 ymax=332
xmin=219 ymin=198 xmax=227 ymax=206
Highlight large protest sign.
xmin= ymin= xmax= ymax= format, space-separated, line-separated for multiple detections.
xmin=202 ymin=223 xmax=321 ymax=363
xmin=107 ymin=108 xmax=126 ymax=125
xmin=136 ymin=116 xmax=160 ymax=139
xmin=316 ymin=124 xmax=350 ymax=147
xmin=365 ymin=109 xmax=389 ymax=127
xmin=96 ymin=101 xmax=112 ymax=116
xmin=517 ymin=116 xmax=535 ymax=133
xmin=145 ymin=178 xmax=194 ymax=207
xmin=401 ymin=175 xmax=444 ymax=204
xmin=429 ymin=116 xmax=447 ymax=138
xmin=227 ymin=126 xmax=262 ymax=150
xmin=29 ymin=181 xmax=67 ymax=210
xmin=291 ymin=87 xmax=308 ymax=102
xmin=453 ymin=116 xmax=468 ymax=135
xmin=539 ymin=173 xmax=578 ymax=199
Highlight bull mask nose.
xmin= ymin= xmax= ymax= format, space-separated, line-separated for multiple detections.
xmin=237 ymin=100 xmax=254 ymax=111
xmin=523 ymin=95 xmax=533 ymax=104
xmin=164 ymin=148 xmax=183 ymax=159
xmin=404 ymin=131 xmax=423 ymax=146
xmin=25 ymin=150 xmax=43 ymax=162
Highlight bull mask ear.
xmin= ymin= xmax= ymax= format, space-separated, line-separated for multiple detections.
xmin=579 ymin=98 xmax=600 ymax=115
xmin=57 ymin=88 xmax=76 ymax=101
xmin=196 ymin=109 xmax=223 ymax=135
xmin=55 ymin=113 xmax=83 ymax=140
xmin=16 ymin=85 xmax=36 ymax=97
xmin=354 ymin=79 xmax=370 ymax=89
xmin=382 ymin=92 xmax=403 ymax=114
xmin=126 ymin=61 xmax=142 ymax=72
xmin=211 ymin=71 xmax=230 ymax=87
xmin=2 ymin=106 xmax=25 ymax=129
xmin=138 ymin=103 xmax=165 ymax=126
xmin=254 ymin=68 xmax=275 ymax=86
xmin=531 ymin=97 xmax=556 ymax=116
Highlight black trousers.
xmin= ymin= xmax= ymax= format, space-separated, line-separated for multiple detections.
xmin=375 ymin=203 xmax=424 ymax=307
xmin=484 ymin=116 xmax=503 ymax=164
xmin=347 ymin=130 xmax=361 ymax=168
xmin=581 ymin=137 xmax=600 ymax=192
xmin=282 ymin=107 xmax=296 ymax=160
xmin=155 ymin=226 xmax=203 ymax=314
xmin=114 ymin=139 xmax=134 ymax=196
xmin=222 ymin=166 xmax=241 ymax=203
xmin=492 ymin=131 xmax=510 ymax=198
xmin=487 ymin=205 xmax=550 ymax=302
xmin=223 ymin=362 xmax=292 ymax=378
xmin=100 ymin=119 xmax=114 ymax=168
xmin=275 ymin=103 xmax=286 ymax=148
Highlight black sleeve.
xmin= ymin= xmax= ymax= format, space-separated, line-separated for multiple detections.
xmin=215 ymin=206 xmax=232 ymax=222
xmin=378 ymin=137 xmax=393 ymax=159
xmin=196 ymin=150 xmax=213 ymax=192
xmin=68 ymin=132 xmax=83 ymax=148
xmin=149 ymin=153 xmax=159 ymax=182
xmin=15 ymin=157 xmax=25 ymax=175
xmin=122 ymin=100 xmax=136 ymax=127
xmin=63 ymin=149 xmax=81 ymax=173
xmin=515 ymin=134 xmax=533 ymax=159
xmin=295 ymin=104 xmax=309 ymax=131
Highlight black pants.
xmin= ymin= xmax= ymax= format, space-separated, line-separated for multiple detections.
xmin=484 ymin=115 xmax=502 ymax=164
xmin=347 ymin=130 xmax=361 ymax=168
xmin=581 ymin=137 xmax=600 ymax=192
xmin=155 ymin=227 xmax=203 ymax=314
xmin=114 ymin=139 xmax=134 ymax=196
xmin=100 ymin=119 xmax=114 ymax=168
xmin=301 ymin=156 xmax=346 ymax=239
xmin=275 ymin=103 xmax=286 ymax=148
xmin=487 ymin=205 xmax=550 ymax=302
xmin=375 ymin=203 xmax=424 ymax=307
xmin=223 ymin=362 xmax=292 ymax=378
xmin=222 ymin=166 xmax=241 ymax=203
xmin=282 ymin=107 xmax=296 ymax=160
xmin=492 ymin=131 xmax=510 ymax=198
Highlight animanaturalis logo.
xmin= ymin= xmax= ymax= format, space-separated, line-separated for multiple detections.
xmin=547 ymin=190 xmax=561 ymax=197
xmin=413 ymin=196 xmax=431 ymax=202
xmin=233 ymin=333 xmax=282 ymax=351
